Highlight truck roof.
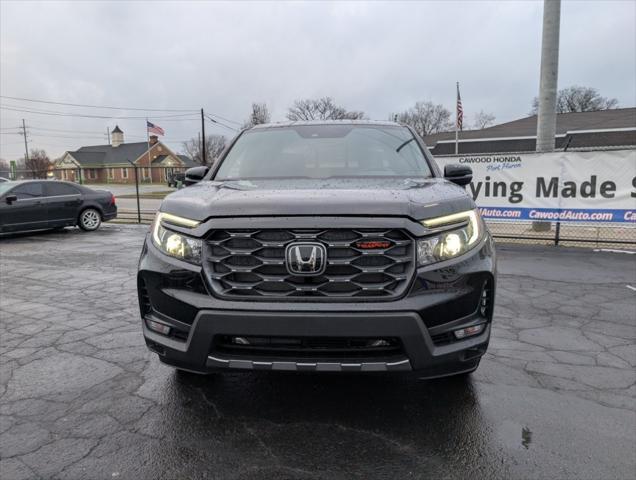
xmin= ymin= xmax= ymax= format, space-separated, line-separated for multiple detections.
xmin=250 ymin=119 xmax=403 ymax=130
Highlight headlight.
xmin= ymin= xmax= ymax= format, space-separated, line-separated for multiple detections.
xmin=151 ymin=212 xmax=202 ymax=264
xmin=417 ymin=209 xmax=483 ymax=266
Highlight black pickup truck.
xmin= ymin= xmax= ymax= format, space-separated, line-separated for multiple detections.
xmin=138 ymin=121 xmax=496 ymax=379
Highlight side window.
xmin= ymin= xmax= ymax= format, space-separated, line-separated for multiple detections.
xmin=12 ymin=183 xmax=44 ymax=199
xmin=45 ymin=183 xmax=80 ymax=197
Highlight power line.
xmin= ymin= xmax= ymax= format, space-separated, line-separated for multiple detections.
xmin=204 ymin=112 xmax=243 ymax=127
xmin=2 ymin=125 xmax=165 ymax=139
xmin=2 ymin=122 xmax=145 ymax=140
xmin=0 ymin=95 xmax=198 ymax=113
xmin=151 ymin=117 xmax=200 ymax=123
xmin=0 ymin=105 xmax=200 ymax=120
xmin=28 ymin=133 xmax=146 ymax=140
xmin=2 ymin=95 xmax=244 ymax=125
xmin=2 ymin=117 xmax=206 ymax=156
xmin=204 ymin=114 xmax=239 ymax=132
xmin=22 ymin=126 xmax=148 ymax=139
xmin=28 ymin=126 xmax=113 ymax=135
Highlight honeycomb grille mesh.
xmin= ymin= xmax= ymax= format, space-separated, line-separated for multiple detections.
xmin=204 ymin=228 xmax=415 ymax=300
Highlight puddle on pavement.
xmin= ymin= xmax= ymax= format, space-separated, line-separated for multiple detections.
xmin=521 ymin=426 xmax=532 ymax=449
xmin=498 ymin=420 xmax=533 ymax=450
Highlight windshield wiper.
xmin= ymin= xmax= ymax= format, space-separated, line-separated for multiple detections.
xmin=396 ymin=137 xmax=415 ymax=153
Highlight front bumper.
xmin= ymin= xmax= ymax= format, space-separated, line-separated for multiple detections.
xmin=138 ymin=222 xmax=496 ymax=377
xmin=143 ymin=309 xmax=491 ymax=377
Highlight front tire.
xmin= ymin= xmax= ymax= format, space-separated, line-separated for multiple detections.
xmin=78 ymin=208 xmax=102 ymax=231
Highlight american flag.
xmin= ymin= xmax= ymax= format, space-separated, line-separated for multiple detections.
xmin=147 ymin=121 xmax=165 ymax=136
xmin=456 ymin=83 xmax=463 ymax=131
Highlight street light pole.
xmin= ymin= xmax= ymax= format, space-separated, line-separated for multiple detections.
xmin=536 ymin=0 xmax=561 ymax=152
xmin=21 ymin=119 xmax=32 ymax=178
xmin=201 ymin=108 xmax=207 ymax=166
xmin=534 ymin=0 xmax=561 ymax=233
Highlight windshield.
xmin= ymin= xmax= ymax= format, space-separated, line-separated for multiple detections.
xmin=214 ymin=124 xmax=432 ymax=180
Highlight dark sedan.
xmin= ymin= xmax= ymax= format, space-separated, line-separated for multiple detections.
xmin=0 ymin=180 xmax=117 ymax=234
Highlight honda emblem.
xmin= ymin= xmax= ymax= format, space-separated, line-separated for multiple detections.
xmin=285 ymin=242 xmax=327 ymax=276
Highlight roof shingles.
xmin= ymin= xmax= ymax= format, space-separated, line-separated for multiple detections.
xmin=69 ymin=142 xmax=150 ymax=166
xmin=424 ymin=108 xmax=636 ymax=155
xmin=425 ymin=107 xmax=636 ymax=144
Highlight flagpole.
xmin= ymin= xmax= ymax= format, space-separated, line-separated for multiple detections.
xmin=455 ymin=82 xmax=459 ymax=155
xmin=146 ymin=118 xmax=151 ymax=183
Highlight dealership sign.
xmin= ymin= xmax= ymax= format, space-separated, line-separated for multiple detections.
xmin=435 ymin=150 xmax=636 ymax=223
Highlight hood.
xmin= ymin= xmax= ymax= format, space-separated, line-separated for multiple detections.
xmin=160 ymin=177 xmax=474 ymax=222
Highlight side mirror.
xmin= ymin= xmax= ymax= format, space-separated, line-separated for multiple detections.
xmin=5 ymin=194 xmax=17 ymax=205
xmin=444 ymin=164 xmax=472 ymax=187
xmin=184 ymin=166 xmax=209 ymax=186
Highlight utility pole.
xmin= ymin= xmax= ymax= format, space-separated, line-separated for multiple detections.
xmin=127 ymin=159 xmax=141 ymax=224
xmin=21 ymin=119 xmax=31 ymax=177
xmin=536 ymin=0 xmax=561 ymax=152
xmin=535 ymin=0 xmax=561 ymax=233
xmin=201 ymin=108 xmax=207 ymax=166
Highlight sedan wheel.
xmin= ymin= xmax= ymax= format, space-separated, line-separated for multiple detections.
xmin=79 ymin=208 xmax=101 ymax=231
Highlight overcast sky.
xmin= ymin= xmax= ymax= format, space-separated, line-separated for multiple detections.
xmin=1 ymin=0 xmax=634 ymax=159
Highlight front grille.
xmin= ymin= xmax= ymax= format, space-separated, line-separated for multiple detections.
xmin=204 ymin=228 xmax=415 ymax=300
xmin=214 ymin=335 xmax=404 ymax=359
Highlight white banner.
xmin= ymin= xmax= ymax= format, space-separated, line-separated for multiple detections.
xmin=435 ymin=150 xmax=636 ymax=223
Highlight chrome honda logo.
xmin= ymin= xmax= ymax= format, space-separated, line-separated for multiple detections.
xmin=285 ymin=242 xmax=327 ymax=276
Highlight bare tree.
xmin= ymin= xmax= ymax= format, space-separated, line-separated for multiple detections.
xmin=243 ymin=102 xmax=271 ymax=128
xmin=473 ymin=110 xmax=496 ymax=129
xmin=286 ymin=97 xmax=365 ymax=121
xmin=531 ymin=86 xmax=619 ymax=114
xmin=181 ymin=134 xmax=227 ymax=166
xmin=24 ymin=149 xmax=51 ymax=178
xmin=0 ymin=158 xmax=10 ymax=179
xmin=392 ymin=101 xmax=453 ymax=137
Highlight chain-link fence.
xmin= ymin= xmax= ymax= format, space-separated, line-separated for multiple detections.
xmin=2 ymin=162 xmax=634 ymax=249
xmin=3 ymin=165 xmax=189 ymax=186
xmin=485 ymin=219 xmax=635 ymax=248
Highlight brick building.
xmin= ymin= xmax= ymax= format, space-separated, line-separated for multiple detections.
xmin=54 ymin=126 xmax=194 ymax=184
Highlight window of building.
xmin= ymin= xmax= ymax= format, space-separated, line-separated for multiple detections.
xmin=122 ymin=168 xmax=128 ymax=179
xmin=108 ymin=168 xmax=114 ymax=179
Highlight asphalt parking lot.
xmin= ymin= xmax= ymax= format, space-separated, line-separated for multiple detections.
xmin=1 ymin=225 xmax=635 ymax=480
